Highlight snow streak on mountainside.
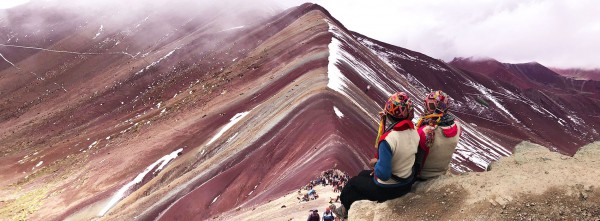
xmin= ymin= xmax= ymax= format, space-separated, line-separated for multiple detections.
xmin=1 ymin=2 xmax=599 ymax=221
xmin=357 ymin=38 xmax=600 ymax=165
xmin=355 ymin=36 xmax=511 ymax=172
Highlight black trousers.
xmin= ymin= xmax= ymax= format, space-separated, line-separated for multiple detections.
xmin=340 ymin=170 xmax=412 ymax=210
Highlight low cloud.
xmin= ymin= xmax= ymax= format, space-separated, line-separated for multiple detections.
xmin=3 ymin=0 xmax=598 ymax=69
xmin=289 ymin=0 xmax=600 ymax=69
xmin=0 ymin=0 xmax=30 ymax=9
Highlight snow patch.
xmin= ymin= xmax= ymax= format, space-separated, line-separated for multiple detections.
xmin=333 ymin=106 xmax=344 ymax=118
xmin=219 ymin=26 xmax=245 ymax=32
xmin=326 ymin=20 xmax=394 ymax=95
xmin=467 ymin=81 xmax=520 ymax=123
xmin=326 ymin=36 xmax=347 ymax=93
xmin=568 ymin=115 xmax=583 ymax=125
xmin=358 ymin=37 xmax=447 ymax=72
xmin=452 ymin=122 xmax=511 ymax=171
xmin=357 ymin=37 xmax=442 ymax=110
xmin=135 ymin=48 xmax=178 ymax=75
xmin=154 ymin=149 xmax=183 ymax=174
xmin=226 ymin=132 xmax=239 ymax=144
xmin=93 ymin=25 xmax=104 ymax=39
xmin=211 ymin=194 xmax=220 ymax=204
xmin=324 ymin=19 xmax=387 ymax=123
xmin=134 ymin=16 xmax=150 ymax=29
xmin=328 ymin=21 xmax=432 ymax=124
xmin=88 ymin=141 xmax=99 ymax=150
xmin=206 ymin=111 xmax=250 ymax=146
xmin=98 ymin=148 xmax=183 ymax=216
xmin=502 ymin=89 xmax=566 ymax=126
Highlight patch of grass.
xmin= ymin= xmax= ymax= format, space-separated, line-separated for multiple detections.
xmin=476 ymin=97 xmax=490 ymax=108
xmin=0 ymin=186 xmax=49 ymax=221
xmin=14 ymin=153 xmax=79 ymax=187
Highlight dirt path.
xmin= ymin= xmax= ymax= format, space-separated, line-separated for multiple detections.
xmin=222 ymin=185 xmax=341 ymax=220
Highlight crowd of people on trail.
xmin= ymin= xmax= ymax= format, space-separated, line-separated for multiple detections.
xmin=298 ymin=169 xmax=349 ymax=203
xmin=296 ymin=170 xmax=349 ymax=220
xmin=324 ymin=90 xmax=462 ymax=220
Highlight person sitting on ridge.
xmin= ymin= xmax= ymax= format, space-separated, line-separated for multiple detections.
xmin=330 ymin=92 xmax=421 ymax=219
xmin=415 ymin=90 xmax=461 ymax=180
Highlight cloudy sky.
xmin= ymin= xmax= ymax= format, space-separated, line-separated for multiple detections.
xmin=0 ymin=0 xmax=29 ymax=9
xmin=3 ymin=0 xmax=599 ymax=69
xmin=285 ymin=0 xmax=600 ymax=69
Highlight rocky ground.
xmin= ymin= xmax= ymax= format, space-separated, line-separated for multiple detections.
xmin=223 ymin=141 xmax=600 ymax=220
xmin=350 ymin=141 xmax=600 ymax=220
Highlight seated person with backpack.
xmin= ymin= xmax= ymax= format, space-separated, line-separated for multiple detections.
xmin=330 ymin=92 xmax=421 ymax=219
xmin=415 ymin=90 xmax=461 ymax=180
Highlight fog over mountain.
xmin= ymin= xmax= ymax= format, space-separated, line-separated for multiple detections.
xmin=286 ymin=0 xmax=600 ymax=69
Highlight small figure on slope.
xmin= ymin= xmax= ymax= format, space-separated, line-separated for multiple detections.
xmin=331 ymin=92 xmax=420 ymax=219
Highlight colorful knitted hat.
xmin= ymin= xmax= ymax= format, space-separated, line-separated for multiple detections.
xmin=384 ymin=92 xmax=414 ymax=120
xmin=424 ymin=90 xmax=450 ymax=113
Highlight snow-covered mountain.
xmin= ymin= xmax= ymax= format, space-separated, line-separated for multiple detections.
xmin=0 ymin=2 xmax=599 ymax=220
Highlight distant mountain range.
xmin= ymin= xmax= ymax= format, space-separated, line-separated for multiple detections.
xmin=551 ymin=68 xmax=600 ymax=81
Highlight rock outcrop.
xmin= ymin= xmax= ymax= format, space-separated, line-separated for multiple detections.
xmin=349 ymin=141 xmax=600 ymax=220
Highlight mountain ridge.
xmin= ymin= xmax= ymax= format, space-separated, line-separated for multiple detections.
xmin=551 ymin=67 xmax=600 ymax=81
